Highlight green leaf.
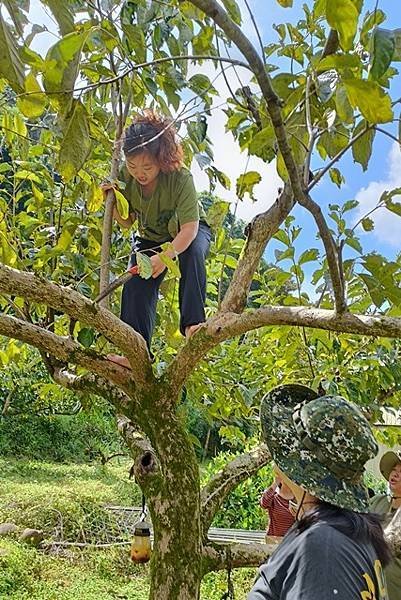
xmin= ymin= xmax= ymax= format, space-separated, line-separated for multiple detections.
xmin=276 ymin=151 xmax=289 ymax=180
xmin=275 ymin=247 xmax=294 ymax=262
xmin=318 ymin=54 xmax=361 ymax=71
xmin=221 ymin=0 xmax=242 ymax=24
xmin=55 ymin=228 xmax=72 ymax=252
xmin=159 ymin=244 xmax=181 ymax=277
xmin=361 ymin=217 xmax=374 ymax=231
xmin=359 ymin=273 xmax=385 ymax=307
xmin=0 ymin=14 xmax=25 ymax=93
xmin=381 ymin=188 xmax=401 ymax=216
xmin=87 ymin=183 xmax=103 ymax=212
xmin=343 ymin=79 xmax=393 ymax=124
xmin=136 ymin=252 xmax=153 ymax=280
xmin=370 ymin=28 xmax=395 ymax=81
xmin=19 ymin=45 xmax=44 ymax=70
xmin=45 ymin=0 xmax=75 ymax=35
xmin=58 ymin=100 xmax=91 ymax=182
xmin=360 ymin=9 xmax=386 ymax=48
xmin=274 ymin=229 xmax=291 ymax=246
xmin=299 ymin=248 xmax=319 ymax=265
xmin=344 ymin=236 xmax=362 ymax=253
xmin=0 ymin=219 xmax=17 ymax=266
xmin=3 ymin=0 xmax=27 ymax=37
xmin=276 ymin=0 xmax=293 ymax=6
xmin=188 ymin=74 xmax=216 ymax=96
xmin=343 ymin=199 xmax=359 ymax=212
xmin=14 ymin=170 xmax=41 ymax=183
xmin=77 ymin=327 xmax=95 ymax=348
xmin=114 ymin=189 xmax=130 ymax=220
xmin=43 ymin=30 xmax=88 ymax=103
xmin=329 ymin=168 xmax=345 ymax=188
xmin=248 ymin=126 xmax=275 ymax=157
xmin=207 ymin=200 xmax=230 ymax=231
xmin=212 ymin=168 xmax=231 ymax=190
xmin=17 ymin=73 xmax=47 ymax=119
xmin=335 ymin=84 xmax=354 ymax=124
xmin=393 ymin=28 xmax=401 ymax=61
xmin=326 ymin=0 xmax=360 ymax=51
xmin=236 ymin=171 xmax=262 ymax=200
xmin=122 ymin=24 xmax=146 ymax=63
xmin=352 ymin=121 xmax=375 ymax=171
xmin=192 ymin=26 xmax=214 ymax=55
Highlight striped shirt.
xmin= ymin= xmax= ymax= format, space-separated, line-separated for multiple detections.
xmin=260 ymin=486 xmax=295 ymax=537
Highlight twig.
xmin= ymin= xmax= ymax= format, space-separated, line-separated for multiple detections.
xmin=375 ymin=126 xmax=400 ymax=146
xmin=308 ymin=124 xmax=373 ymax=191
xmin=243 ymin=0 xmax=266 ymax=65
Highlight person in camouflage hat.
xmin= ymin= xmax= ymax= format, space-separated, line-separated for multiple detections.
xmin=248 ymin=384 xmax=391 ymax=600
xmin=259 ymin=384 xmax=378 ymax=512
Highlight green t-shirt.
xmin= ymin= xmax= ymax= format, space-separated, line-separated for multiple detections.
xmin=370 ymin=494 xmax=401 ymax=600
xmin=120 ymin=166 xmax=206 ymax=243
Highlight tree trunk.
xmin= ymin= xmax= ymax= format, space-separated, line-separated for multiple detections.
xmin=144 ymin=400 xmax=203 ymax=600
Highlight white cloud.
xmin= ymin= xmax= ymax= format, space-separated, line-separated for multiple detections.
xmin=355 ymin=144 xmax=401 ymax=247
xmin=186 ymin=62 xmax=283 ymax=223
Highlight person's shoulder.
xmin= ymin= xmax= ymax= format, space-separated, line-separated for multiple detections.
xmin=369 ymin=494 xmax=389 ymax=512
xmin=169 ymin=167 xmax=193 ymax=184
xmin=297 ymin=521 xmax=338 ymax=549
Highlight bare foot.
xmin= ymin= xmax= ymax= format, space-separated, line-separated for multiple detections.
xmin=107 ymin=354 xmax=131 ymax=369
xmin=185 ymin=323 xmax=204 ymax=339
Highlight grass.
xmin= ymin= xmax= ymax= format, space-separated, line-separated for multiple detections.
xmin=0 ymin=459 xmax=257 ymax=599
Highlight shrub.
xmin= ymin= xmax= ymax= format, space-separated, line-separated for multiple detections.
xmin=202 ymin=451 xmax=273 ymax=530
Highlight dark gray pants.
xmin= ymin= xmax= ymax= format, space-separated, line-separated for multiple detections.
xmin=121 ymin=222 xmax=211 ymax=348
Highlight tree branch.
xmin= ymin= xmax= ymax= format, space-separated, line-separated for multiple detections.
xmin=375 ymin=126 xmax=400 ymax=146
xmin=53 ymin=368 xmax=130 ymax=411
xmin=187 ymin=0 xmax=305 ymax=203
xmin=0 ymin=313 xmax=135 ymax=391
xmin=0 ymin=264 xmax=153 ymax=387
xmin=201 ymin=445 xmax=270 ymax=536
xmin=13 ymin=56 xmax=252 ymax=101
xmin=298 ymin=194 xmax=346 ymax=313
xmin=99 ymin=49 xmax=132 ymax=308
xmin=202 ymin=538 xmax=281 ymax=573
xmin=166 ymin=307 xmax=401 ymax=390
xmin=117 ymin=415 xmax=161 ymax=492
xmin=220 ymin=185 xmax=294 ymax=313
xmin=308 ymin=124 xmax=373 ymax=192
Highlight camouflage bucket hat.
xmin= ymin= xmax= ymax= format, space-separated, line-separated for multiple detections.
xmin=379 ymin=451 xmax=401 ymax=480
xmin=260 ymin=384 xmax=378 ymax=512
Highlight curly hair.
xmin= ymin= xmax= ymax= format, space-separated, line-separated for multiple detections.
xmin=122 ymin=110 xmax=184 ymax=173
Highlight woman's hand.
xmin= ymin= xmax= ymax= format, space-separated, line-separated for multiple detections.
xmin=100 ymin=181 xmax=133 ymax=229
xmin=100 ymin=181 xmax=117 ymax=195
xmin=150 ymin=254 xmax=167 ymax=278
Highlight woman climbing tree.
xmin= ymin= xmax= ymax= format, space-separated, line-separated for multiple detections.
xmin=102 ymin=111 xmax=211 ymax=367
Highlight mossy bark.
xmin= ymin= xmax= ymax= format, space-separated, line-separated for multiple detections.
xmin=140 ymin=393 xmax=203 ymax=600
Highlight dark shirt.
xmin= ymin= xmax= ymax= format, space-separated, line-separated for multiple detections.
xmin=248 ymin=520 xmax=388 ymax=599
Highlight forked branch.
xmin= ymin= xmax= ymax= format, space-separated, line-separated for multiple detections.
xmin=0 ymin=264 xmax=153 ymax=388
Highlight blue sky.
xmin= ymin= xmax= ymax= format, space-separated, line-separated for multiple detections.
xmin=246 ymin=0 xmax=401 ymax=271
